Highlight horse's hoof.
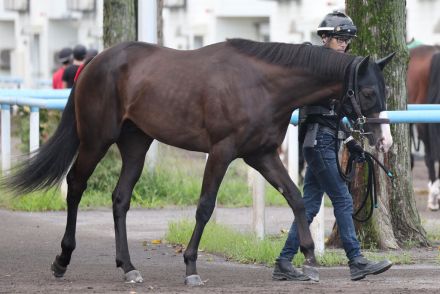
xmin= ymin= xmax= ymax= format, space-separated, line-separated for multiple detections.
xmin=51 ymin=257 xmax=67 ymax=278
xmin=302 ymin=265 xmax=319 ymax=282
xmin=125 ymin=270 xmax=144 ymax=283
xmin=427 ymin=202 xmax=439 ymax=211
xmin=184 ymin=274 xmax=204 ymax=286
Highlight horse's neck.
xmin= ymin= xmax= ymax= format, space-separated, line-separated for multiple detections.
xmin=273 ymin=74 xmax=343 ymax=114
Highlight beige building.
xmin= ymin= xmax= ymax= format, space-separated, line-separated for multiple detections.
xmin=1 ymin=0 xmax=439 ymax=87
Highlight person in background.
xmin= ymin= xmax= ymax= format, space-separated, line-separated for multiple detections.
xmin=52 ymin=47 xmax=72 ymax=89
xmin=86 ymin=48 xmax=98 ymax=61
xmin=272 ymin=11 xmax=393 ymax=282
xmin=72 ymin=48 xmax=99 ymax=83
xmin=62 ymin=44 xmax=87 ymax=88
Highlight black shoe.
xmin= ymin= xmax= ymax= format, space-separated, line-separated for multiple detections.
xmin=272 ymin=258 xmax=310 ymax=281
xmin=349 ymin=256 xmax=392 ymax=281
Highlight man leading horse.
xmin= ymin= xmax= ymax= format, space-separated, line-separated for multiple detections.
xmin=273 ymin=11 xmax=393 ymax=282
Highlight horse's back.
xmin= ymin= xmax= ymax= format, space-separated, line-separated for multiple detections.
xmin=407 ymin=45 xmax=440 ymax=104
xmin=72 ymin=41 xmax=247 ymax=151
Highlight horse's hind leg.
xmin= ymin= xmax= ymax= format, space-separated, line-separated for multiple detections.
xmin=244 ymin=151 xmax=318 ymax=281
xmin=427 ymin=157 xmax=439 ymax=211
xmin=422 ymin=136 xmax=440 ymax=210
xmin=437 ymin=161 xmax=440 ymax=207
xmin=51 ymin=143 xmax=111 ymax=277
xmin=113 ymin=123 xmax=153 ymax=283
xmin=183 ymin=141 xmax=235 ymax=286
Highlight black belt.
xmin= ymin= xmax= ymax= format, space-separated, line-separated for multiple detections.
xmin=319 ymin=124 xmax=347 ymax=140
xmin=318 ymin=125 xmax=337 ymax=134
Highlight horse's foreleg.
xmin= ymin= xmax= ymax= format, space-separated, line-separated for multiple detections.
xmin=244 ymin=151 xmax=318 ymax=280
xmin=112 ymin=130 xmax=152 ymax=283
xmin=425 ymin=155 xmax=436 ymax=184
xmin=52 ymin=144 xmax=109 ymax=278
xmin=183 ymin=142 xmax=234 ymax=286
xmin=426 ymin=156 xmax=440 ymax=211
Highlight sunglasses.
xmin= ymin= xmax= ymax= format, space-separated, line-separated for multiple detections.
xmin=333 ymin=37 xmax=352 ymax=45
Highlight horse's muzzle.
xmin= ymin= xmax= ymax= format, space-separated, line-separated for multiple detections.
xmin=376 ymin=112 xmax=393 ymax=153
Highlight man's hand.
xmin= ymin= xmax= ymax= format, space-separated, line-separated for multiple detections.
xmin=345 ymin=137 xmax=365 ymax=163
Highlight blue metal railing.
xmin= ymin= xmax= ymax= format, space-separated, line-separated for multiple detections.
xmin=290 ymin=105 xmax=440 ymax=125
xmin=2 ymin=88 xmax=440 ymax=172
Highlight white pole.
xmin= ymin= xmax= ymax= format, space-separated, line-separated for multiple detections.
xmin=29 ymin=106 xmax=39 ymax=153
xmin=310 ymin=199 xmax=325 ymax=255
xmin=138 ymin=0 xmax=158 ymax=172
xmin=1 ymin=105 xmax=11 ymax=174
xmin=252 ymin=169 xmax=265 ymax=239
xmin=287 ymin=124 xmax=299 ymax=185
xmin=138 ymin=0 xmax=157 ymax=43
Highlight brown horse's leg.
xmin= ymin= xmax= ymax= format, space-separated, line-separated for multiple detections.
xmin=113 ymin=125 xmax=153 ymax=283
xmin=183 ymin=141 xmax=235 ymax=286
xmin=418 ymin=125 xmax=435 ymax=182
xmin=244 ymin=151 xmax=318 ymax=279
xmin=52 ymin=143 xmax=110 ymax=278
xmin=425 ymin=154 xmax=437 ymax=183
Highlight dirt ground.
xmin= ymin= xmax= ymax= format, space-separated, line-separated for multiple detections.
xmin=0 ymin=159 xmax=439 ymax=293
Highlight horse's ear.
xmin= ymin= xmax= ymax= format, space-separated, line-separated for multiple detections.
xmin=376 ymin=52 xmax=396 ymax=71
xmin=358 ymin=55 xmax=370 ymax=75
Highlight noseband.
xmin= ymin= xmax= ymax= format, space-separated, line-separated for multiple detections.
xmin=341 ymin=57 xmax=390 ymax=136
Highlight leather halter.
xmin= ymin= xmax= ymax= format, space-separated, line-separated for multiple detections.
xmin=341 ymin=57 xmax=390 ymax=133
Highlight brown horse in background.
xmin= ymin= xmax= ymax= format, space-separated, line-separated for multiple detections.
xmin=1 ymin=39 xmax=393 ymax=285
xmin=407 ymin=45 xmax=440 ymax=211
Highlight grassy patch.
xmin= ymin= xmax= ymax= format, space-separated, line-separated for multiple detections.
xmin=1 ymin=144 xmax=291 ymax=211
xmin=427 ymin=230 xmax=440 ymax=242
xmin=165 ymin=219 xmax=414 ymax=267
xmin=166 ymin=219 xmax=349 ymax=267
xmin=363 ymin=251 xmax=413 ymax=265
xmin=0 ymin=189 xmax=66 ymax=211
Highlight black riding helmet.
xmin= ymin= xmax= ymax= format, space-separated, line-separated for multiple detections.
xmin=73 ymin=44 xmax=87 ymax=61
xmin=58 ymin=47 xmax=72 ymax=64
xmin=317 ymin=11 xmax=357 ymax=39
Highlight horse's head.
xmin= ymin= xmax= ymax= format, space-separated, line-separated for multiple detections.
xmin=342 ymin=53 xmax=395 ymax=152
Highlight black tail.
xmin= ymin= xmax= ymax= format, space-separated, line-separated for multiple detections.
xmin=2 ymin=86 xmax=79 ymax=194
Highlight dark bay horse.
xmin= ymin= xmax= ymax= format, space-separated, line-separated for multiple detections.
xmin=1 ymin=39 xmax=393 ymax=285
xmin=407 ymin=45 xmax=440 ymax=210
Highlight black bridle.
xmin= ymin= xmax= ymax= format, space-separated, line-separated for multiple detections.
xmin=335 ymin=57 xmax=394 ymax=222
xmin=339 ymin=57 xmax=391 ymax=137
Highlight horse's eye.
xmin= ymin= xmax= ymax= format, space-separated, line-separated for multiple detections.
xmin=361 ymin=88 xmax=374 ymax=97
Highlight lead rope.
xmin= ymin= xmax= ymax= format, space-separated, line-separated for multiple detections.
xmin=335 ymin=119 xmax=394 ymax=222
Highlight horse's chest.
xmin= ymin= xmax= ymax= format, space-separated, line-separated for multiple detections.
xmin=241 ymin=125 xmax=284 ymax=153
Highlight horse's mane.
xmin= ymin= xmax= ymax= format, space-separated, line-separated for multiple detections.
xmin=226 ymin=38 xmax=356 ymax=80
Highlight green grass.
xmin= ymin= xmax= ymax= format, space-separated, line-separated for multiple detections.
xmin=0 ymin=144 xmax=290 ymax=211
xmin=0 ymin=189 xmax=66 ymax=211
xmin=165 ymin=219 xmax=414 ymax=267
xmin=166 ymin=219 xmax=307 ymax=266
xmin=427 ymin=229 xmax=440 ymax=242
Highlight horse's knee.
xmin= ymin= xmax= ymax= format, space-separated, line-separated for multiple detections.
xmin=113 ymin=196 xmax=130 ymax=217
xmin=291 ymin=199 xmax=306 ymax=217
xmin=195 ymin=198 xmax=215 ymax=223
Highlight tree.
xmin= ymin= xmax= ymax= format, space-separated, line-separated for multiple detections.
xmin=103 ymin=0 xmax=137 ymax=48
xmin=327 ymin=0 xmax=429 ymax=249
